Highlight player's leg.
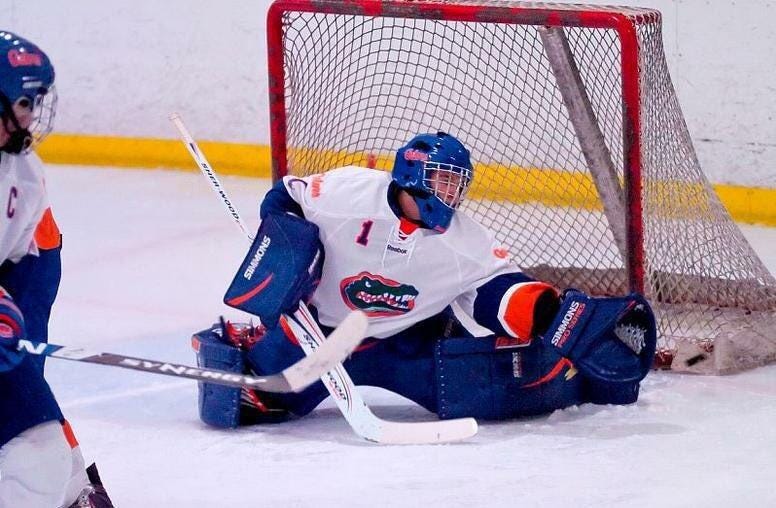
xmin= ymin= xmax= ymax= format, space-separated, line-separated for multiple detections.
xmin=0 ymin=360 xmax=114 ymax=507
xmin=198 ymin=306 xmax=553 ymax=424
xmin=195 ymin=309 xmax=455 ymax=426
xmin=0 ymin=356 xmax=65 ymax=447
xmin=195 ymin=298 xmax=653 ymax=426
xmin=245 ymin=309 xmax=448 ymax=416
xmin=437 ymin=291 xmax=658 ymax=419
xmin=320 ymin=311 xmax=586 ymax=419
xmin=1 ymin=358 xmax=67 ymax=505
xmin=433 ymin=333 xmax=585 ymax=419
xmin=0 ymin=419 xmax=112 ymax=508
xmin=0 ymin=420 xmax=72 ymax=507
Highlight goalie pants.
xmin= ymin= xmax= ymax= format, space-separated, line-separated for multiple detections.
xmin=244 ymin=308 xmax=593 ymax=421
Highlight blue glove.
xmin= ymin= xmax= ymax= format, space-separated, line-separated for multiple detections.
xmin=224 ymin=213 xmax=324 ymax=328
xmin=544 ymin=290 xmax=656 ymax=383
xmin=0 ymin=293 xmax=26 ymax=373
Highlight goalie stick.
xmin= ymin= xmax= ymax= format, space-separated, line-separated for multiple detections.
xmin=16 ymin=310 xmax=367 ymax=393
xmin=169 ymin=113 xmax=254 ymax=239
xmin=285 ymin=303 xmax=478 ymax=444
xmin=170 ymin=113 xmax=479 ymax=444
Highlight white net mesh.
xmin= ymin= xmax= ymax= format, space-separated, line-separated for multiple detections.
xmin=269 ymin=0 xmax=776 ymax=372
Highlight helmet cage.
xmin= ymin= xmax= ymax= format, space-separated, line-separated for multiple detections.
xmin=422 ymin=160 xmax=473 ymax=210
xmin=27 ymin=85 xmax=57 ymax=149
xmin=0 ymin=86 xmax=56 ymax=153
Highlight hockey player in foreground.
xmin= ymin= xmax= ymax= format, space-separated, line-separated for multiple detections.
xmin=0 ymin=32 xmax=113 ymax=507
xmin=195 ymin=131 xmax=657 ymax=436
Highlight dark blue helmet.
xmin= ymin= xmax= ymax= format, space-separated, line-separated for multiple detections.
xmin=0 ymin=30 xmax=56 ymax=153
xmin=392 ymin=132 xmax=473 ymax=232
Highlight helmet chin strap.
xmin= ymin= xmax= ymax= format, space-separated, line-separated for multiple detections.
xmin=2 ymin=129 xmax=33 ymax=154
xmin=0 ymin=91 xmax=33 ymax=154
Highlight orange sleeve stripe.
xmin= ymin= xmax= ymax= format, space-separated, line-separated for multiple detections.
xmin=499 ymin=282 xmax=558 ymax=340
xmin=34 ymin=208 xmax=61 ymax=249
xmin=61 ymin=420 xmax=79 ymax=449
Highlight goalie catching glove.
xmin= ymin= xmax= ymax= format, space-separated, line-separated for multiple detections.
xmin=543 ymin=290 xmax=657 ymax=403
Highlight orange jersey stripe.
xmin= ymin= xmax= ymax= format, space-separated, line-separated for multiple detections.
xmin=34 ymin=208 xmax=61 ymax=249
xmin=501 ymin=282 xmax=558 ymax=341
xmin=61 ymin=420 xmax=79 ymax=449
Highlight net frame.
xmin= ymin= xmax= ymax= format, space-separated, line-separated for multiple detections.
xmin=266 ymin=0 xmax=776 ymax=373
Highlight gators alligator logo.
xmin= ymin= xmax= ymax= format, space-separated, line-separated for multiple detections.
xmin=340 ymin=272 xmax=419 ymax=317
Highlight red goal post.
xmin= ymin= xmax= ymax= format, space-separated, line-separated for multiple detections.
xmin=266 ymin=0 xmax=776 ymax=373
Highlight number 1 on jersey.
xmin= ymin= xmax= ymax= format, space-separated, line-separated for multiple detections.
xmin=356 ymin=220 xmax=374 ymax=246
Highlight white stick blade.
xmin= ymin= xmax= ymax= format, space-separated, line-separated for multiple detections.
xmin=372 ymin=418 xmax=479 ymax=445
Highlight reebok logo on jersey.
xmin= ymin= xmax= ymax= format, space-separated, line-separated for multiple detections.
xmin=386 ymin=244 xmax=408 ymax=255
xmin=550 ymin=301 xmax=586 ymax=348
xmin=243 ymin=236 xmax=271 ymax=280
xmin=340 ymin=272 xmax=418 ymax=317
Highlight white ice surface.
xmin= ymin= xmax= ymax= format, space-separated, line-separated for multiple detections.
xmin=41 ymin=165 xmax=776 ymax=507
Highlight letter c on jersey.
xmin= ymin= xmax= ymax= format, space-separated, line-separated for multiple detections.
xmin=6 ymin=187 xmax=17 ymax=218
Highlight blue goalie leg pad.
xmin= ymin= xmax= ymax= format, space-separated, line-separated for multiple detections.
xmin=582 ymin=376 xmax=641 ymax=405
xmin=192 ymin=325 xmax=244 ymax=428
xmin=244 ymin=309 xmax=450 ymax=417
xmin=244 ymin=323 xmax=329 ymax=417
xmin=434 ymin=336 xmax=584 ymax=420
xmin=192 ymin=324 xmax=290 ymax=428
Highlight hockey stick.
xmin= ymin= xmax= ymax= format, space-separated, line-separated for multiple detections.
xmin=16 ymin=309 xmax=366 ymax=393
xmin=170 ymin=113 xmax=478 ymax=443
xmin=169 ymin=113 xmax=254 ymax=240
xmin=285 ymin=303 xmax=478 ymax=444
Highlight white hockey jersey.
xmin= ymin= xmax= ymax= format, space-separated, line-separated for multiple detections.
xmin=0 ymin=151 xmax=48 ymax=265
xmin=282 ymin=166 xmax=518 ymax=338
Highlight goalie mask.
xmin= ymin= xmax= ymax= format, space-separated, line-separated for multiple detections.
xmin=0 ymin=30 xmax=57 ymax=154
xmin=392 ymin=132 xmax=473 ymax=232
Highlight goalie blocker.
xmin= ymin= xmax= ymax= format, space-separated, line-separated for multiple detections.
xmin=223 ymin=213 xmax=323 ymax=329
xmin=195 ymin=214 xmax=656 ymax=426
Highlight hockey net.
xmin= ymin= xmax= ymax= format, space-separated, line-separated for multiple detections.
xmin=267 ymin=0 xmax=776 ymax=373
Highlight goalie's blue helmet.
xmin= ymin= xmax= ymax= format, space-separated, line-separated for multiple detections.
xmin=392 ymin=132 xmax=473 ymax=232
xmin=0 ymin=30 xmax=56 ymax=152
